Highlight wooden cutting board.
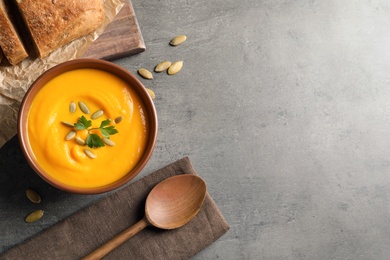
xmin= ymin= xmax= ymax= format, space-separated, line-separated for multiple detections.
xmin=82 ymin=0 xmax=145 ymax=60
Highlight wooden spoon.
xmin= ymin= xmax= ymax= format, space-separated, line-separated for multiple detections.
xmin=83 ymin=174 xmax=207 ymax=259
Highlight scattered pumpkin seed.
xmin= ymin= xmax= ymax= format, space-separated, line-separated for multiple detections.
xmin=91 ymin=109 xmax=104 ymax=120
xmin=84 ymin=149 xmax=97 ymax=159
xmin=65 ymin=130 xmax=76 ymax=141
xmin=138 ymin=68 xmax=153 ymax=79
xmin=78 ymin=101 xmax=90 ymax=114
xmin=75 ymin=137 xmax=86 ymax=146
xmin=26 ymin=189 xmax=41 ymax=204
xmin=102 ymin=138 xmax=115 ymax=146
xmin=168 ymin=61 xmax=184 ymax=75
xmin=25 ymin=210 xmax=44 ymax=223
xmin=169 ymin=35 xmax=187 ymax=46
xmin=155 ymin=61 xmax=172 ymax=72
xmin=146 ymin=88 xmax=156 ymax=99
xmin=114 ymin=116 xmax=123 ymax=124
xmin=61 ymin=121 xmax=74 ymax=128
xmin=69 ymin=101 xmax=76 ymax=113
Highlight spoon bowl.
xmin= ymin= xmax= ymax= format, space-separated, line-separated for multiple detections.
xmin=83 ymin=174 xmax=207 ymax=259
xmin=146 ymin=174 xmax=206 ymax=229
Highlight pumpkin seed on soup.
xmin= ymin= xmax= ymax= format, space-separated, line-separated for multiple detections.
xmin=65 ymin=130 xmax=76 ymax=141
xmin=84 ymin=149 xmax=97 ymax=159
xmin=25 ymin=210 xmax=44 ymax=223
xmin=169 ymin=35 xmax=187 ymax=46
xmin=61 ymin=121 xmax=74 ymax=128
xmin=75 ymin=137 xmax=86 ymax=146
xmin=91 ymin=109 xmax=104 ymax=120
xmin=78 ymin=101 xmax=90 ymax=114
xmin=102 ymin=138 xmax=115 ymax=146
xmin=114 ymin=116 xmax=123 ymax=124
xmin=168 ymin=61 xmax=183 ymax=75
xmin=155 ymin=61 xmax=172 ymax=72
xmin=138 ymin=68 xmax=153 ymax=79
xmin=69 ymin=101 xmax=76 ymax=113
xmin=26 ymin=189 xmax=41 ymax=204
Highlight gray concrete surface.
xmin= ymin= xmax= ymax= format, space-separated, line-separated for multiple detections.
xmin=2 ymin=0 xmax=390 ymax=259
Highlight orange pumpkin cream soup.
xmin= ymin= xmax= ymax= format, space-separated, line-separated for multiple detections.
xmin=27 ymin=68 xmax=149 ymax=189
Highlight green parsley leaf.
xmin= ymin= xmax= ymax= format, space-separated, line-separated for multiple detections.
xmin=99 ymin=119 xmax=111 ymax=128
xmin=74 ymin=115 xmax=92 ymax=130
xmin=86 ymin=133 xmax=105 ymax=148
xmin=100 ymin=126 xmax=118 ymax=138
xmin=66 ymin=114 xmax=119 ymax=150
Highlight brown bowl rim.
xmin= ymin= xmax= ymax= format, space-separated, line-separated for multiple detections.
xmin=18 ymin=58 xmax=158 ymax=194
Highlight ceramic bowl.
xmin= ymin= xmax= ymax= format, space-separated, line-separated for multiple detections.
xmin=18 ymin=59 xmax=158 ymax=194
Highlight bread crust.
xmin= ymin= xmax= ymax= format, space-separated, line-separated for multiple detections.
xmin=16 ymin=0 xmax=104 ymax=58
xmin=0 ymin=0 xmax=28 ymax=65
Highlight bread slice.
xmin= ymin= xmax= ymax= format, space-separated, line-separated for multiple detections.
xmin=15 ymin=0 xmax=105 ymax=58
xmin=0 ymin=0 xmax=28 ymax=65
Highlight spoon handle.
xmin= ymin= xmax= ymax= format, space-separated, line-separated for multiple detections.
xmin=83 ymin=217 xmax=149 ymax=260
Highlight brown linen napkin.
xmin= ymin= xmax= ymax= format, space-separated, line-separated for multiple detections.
xmin=0 ymin=157 xmax=229 ymax=259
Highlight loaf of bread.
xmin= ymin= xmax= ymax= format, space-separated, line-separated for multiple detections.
xmin=15 ymin=0 xmax=105 ymax=58
xmin=0 ymin=0 xmax=28 ymax=65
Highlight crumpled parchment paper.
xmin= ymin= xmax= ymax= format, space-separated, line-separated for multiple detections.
xmin=0 ymin=0 xmax=124 ymax=148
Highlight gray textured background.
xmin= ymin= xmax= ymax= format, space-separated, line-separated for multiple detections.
xmin=2 ymin=0 xmax=390 ymax=259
